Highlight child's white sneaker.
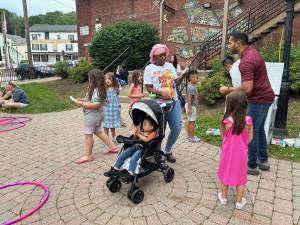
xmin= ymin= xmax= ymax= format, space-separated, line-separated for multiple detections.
xmin=218 ymin=192 xmax=227 ymax=205
xmin=235 ymin=198 xmax=247 ymax=210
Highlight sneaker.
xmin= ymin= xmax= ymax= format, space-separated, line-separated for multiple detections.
xmin=187 ymin=137 xmax=200 ymax=143
xmin=217 ymin=192 xmax=227 ymax=205
xmin=123 ymin=172 xmax=134 ymax=182
xmin=112 ymin=136 xmax=117 ymax=144
xmin=165 ymin=154 xmax=176 ymax=163
xmin=193 ymin=136 xmax=201 ymax=142
xmin=257 ymin=160 xmax=270 ymax=171
xmin=104 ymin=167 xmax=119 ymax=177
xmin=247 ymin=167 xmax=260 ymax=175
xmin=235 ymin=197 xmax=247 ymax=210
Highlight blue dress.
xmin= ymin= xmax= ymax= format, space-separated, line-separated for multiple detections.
xmin=103 ymin=88 xmax=121 ymax=128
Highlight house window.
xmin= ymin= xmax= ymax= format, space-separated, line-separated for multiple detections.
xmin=31 ymin=34 xmax=40 ymax=40
xmin=40 ymin=44 xmax=47 ymax=51
xmin=56 ymin=55 xmax=61 ymax=62
xmin=41 ymin=55 xmax=48 ymax=62
xmin=33 ymin=55 xmax=40 ymax=62
xmin=32 ymin=44 xmax=39 ymax=51
xmin=68 ymin=34 xmax=75 ymax=41
xmin=66 ymin=44 xmax=73 ymax=51
xmin=45 ymin=32 xmax=49 ymax=40
xmin=57 ymin=35 xmax=61 ymax=40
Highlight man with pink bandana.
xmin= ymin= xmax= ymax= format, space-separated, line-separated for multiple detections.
xmin=144 ymin=44 xmax=188 ymax=163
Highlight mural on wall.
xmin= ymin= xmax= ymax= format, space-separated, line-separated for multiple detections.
xmin=184 ymin=0 xmax=220 ymax=26
xmin=191 ymin=27 xmax=221 ymax=42
xmin=214 ymin=4 xmax=243 ymax=22
xmin=194 ymin=45 xmax=201 ymax=55
xmin=175 ymin=46 xmax=194 ymax=59
xmin=167 ymin=27 xmax=189 ymax=44
xmin=204 ymin=28 xmax=221 ymax=40
xmin=191 ymin=27 xmax=205 ymax=42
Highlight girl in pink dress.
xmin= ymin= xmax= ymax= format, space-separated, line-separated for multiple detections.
xmin=217 ymin=91 xmax=253 ymax=210
xmin=128 ymin=70 xmax=144 ymax=111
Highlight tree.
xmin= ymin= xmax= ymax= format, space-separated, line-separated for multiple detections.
xmin=0 ymin=8 xmax=24 ymax=37
xmin=29 ymin=11 xmax=76 ymax=26
xmin=89 ymin=21 xmax=159 ymax=71
xmin=0 ymin=9 xmax=76 ymax=38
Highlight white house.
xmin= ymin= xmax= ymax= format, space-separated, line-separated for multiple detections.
xmin=0 ymin=33 xmax=27 ymax=68
xmin=29 ymin=24 xmax=78 ymax=66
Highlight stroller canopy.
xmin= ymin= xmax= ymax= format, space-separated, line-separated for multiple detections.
xmin=130 ymin=99 xmax=165 ymax=137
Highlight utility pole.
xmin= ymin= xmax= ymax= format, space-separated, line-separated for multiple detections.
xmin=22 ymin=0 xmax=33 ymax=69
xmin=221 ymin=0 xmax=229 ymax=59
xmin=274 ymin=0 xmax=295 ymax=136
xmin=159 ymin=0 xmax=165 ymax=42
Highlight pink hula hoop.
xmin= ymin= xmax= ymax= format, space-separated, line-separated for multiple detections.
xmin=0 ymin=182 xmax=49 ymax=225
xmin=0 ymin=116 xmax=32 ymax=133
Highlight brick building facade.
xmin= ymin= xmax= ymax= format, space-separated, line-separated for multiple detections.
xmin=76 ymin=0 xmax=300 ymax=65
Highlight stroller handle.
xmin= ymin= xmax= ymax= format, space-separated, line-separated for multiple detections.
xmin=161 ymin=99 xmax=176 ymax=114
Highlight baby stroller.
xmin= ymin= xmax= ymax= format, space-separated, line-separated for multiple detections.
xmin=105 ymin=99 xmax=175 ymax=204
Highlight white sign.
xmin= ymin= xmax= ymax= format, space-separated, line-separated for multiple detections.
xmin=95 ymin=23 xmax=102 ymax=32
xmin=80 ymin=26 xmax=89 ymax=36
xmin=264 ymin=62 xmax=284 ymax=143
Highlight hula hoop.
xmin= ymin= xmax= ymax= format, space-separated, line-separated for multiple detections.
xmin=0 ymin=182 xmax=49 ymax=225
xmin=0 ymin=116 xmax=32 ymax=133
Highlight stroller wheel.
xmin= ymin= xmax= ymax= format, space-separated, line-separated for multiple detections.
xmin=107 ymin=179 xmax=122 ymax=193
xmin=164 ymin=168 xmax=174 ymax=183
xmin=106 ymin=178 xmax=114 ymax=188
xmin=131 ymin=188 xmax=144 ymax=204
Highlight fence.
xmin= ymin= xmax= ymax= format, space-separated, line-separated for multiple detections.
xmin=0 ymin=66 xmax=55 ymax=83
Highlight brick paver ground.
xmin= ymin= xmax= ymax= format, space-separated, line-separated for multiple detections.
xmin=1 ymin=105 xmax=300 ymax=225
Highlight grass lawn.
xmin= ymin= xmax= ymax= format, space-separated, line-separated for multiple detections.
xmin=195 ymin=97 xmax=300 ymax=162
xmin=1 ymin=79 xmax=87 ymax=114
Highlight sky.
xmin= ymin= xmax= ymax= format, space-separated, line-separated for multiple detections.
xmin=0 ymin=0 xmax=76 ymax=16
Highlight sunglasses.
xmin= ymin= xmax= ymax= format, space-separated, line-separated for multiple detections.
xmin=157 ymin=53 xmax=166 ymax=58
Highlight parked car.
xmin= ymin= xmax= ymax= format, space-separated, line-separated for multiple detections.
xmin=15 ymin=64 xmax=55 ymax=80
xmin=35 ymin=66 xmax=55 ymax=78
xmin=15 ymin=63 xmax=36 ymax=80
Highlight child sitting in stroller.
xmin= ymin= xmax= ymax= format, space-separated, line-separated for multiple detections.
xmin=104 ymin=117 xmax=157 ymax=181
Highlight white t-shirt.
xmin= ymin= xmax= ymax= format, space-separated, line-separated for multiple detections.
xmin=144 ymin=62 xmax=178 ymax=103
xmin=229 ymin=60 xmax=241 ymax=87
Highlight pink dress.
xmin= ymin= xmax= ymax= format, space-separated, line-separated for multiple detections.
xmin=217 ymin=116 xmax=252 ymax=186
xmin=128 ymin=84 xmax=142 ymax=111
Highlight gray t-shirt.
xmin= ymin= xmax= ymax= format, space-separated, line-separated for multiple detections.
xmin=186 ymin=83 xmax=199 ymax=107
xmin=83 ymin=89 xmax=104 ymax=127
xmin=13 ymin=87 xmax=28 ymax=104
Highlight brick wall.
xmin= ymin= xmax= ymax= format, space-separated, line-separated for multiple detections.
xmin=76 ymin=0 xmax=300 ymax=66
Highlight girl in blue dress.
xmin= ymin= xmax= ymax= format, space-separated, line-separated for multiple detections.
xmin=103 ymin=72 xmax=121 ymax=142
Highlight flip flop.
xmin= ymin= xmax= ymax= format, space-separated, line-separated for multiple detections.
xmin=75 ymin=158 xmax=94 ymax=164
xmin=103 ymin=147 xmax=119 ymax=154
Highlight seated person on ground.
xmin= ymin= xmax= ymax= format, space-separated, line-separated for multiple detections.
xmin=0 ymin=83 xmax=13 ymax=103
xmin=116 ymin=64 xmax=129 ymax=86
xmin=104 ymin=117 xmax=158 ymax=180
xmin=1 ymin=81 xmax=29 ymax=109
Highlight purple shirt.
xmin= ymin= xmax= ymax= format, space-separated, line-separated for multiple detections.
xmin=239 ymin=47 xmax=274 ymax=104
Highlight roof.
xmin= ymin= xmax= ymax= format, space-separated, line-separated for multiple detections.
xmin=0 ymin=33 xmax=26 ymax=46
xmin=29 ymin=24 xmax=77 ymax=33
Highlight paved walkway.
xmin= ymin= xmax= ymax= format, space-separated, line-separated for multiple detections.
xmin=1 ymin=106 xmax=300 ymax=225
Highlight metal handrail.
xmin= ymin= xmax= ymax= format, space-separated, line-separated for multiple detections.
xmin=103 ymin=46 xmax=130 ymax=72
xmin=188 ymin=0 xmax=288 ymax=71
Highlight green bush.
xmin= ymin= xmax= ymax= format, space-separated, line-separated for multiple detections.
xmin=70 ymin=61 xmax=93 ymax=83
xmin=290 ymin=43 xmax=300 ymax=92
xmin=54 ymin=61 xmax=69 ymax=79
xmin=198 ymin=71 xmax=231 ymax=105
xmin=260 ymin=42 xmax=300 ymax=92
xmin=89 ymin=21 xmax=159 ymax=70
